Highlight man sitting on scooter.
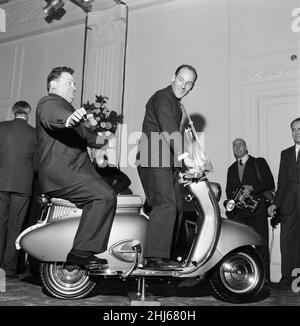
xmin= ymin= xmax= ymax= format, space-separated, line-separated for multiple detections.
xmin=35 ymin=66 xmax=116 ymax=269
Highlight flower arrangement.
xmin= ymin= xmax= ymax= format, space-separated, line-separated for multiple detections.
xmin=83 ymin=95 xmax=123 ymax=135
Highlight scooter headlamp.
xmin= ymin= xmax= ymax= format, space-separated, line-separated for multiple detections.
xmin=225 ymin=199 xmax=235 ymax=212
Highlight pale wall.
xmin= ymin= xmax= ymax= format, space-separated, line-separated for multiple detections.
xmin=0 ymin=0 xmax=86 ymax=125
xmin=0 ymin=25 xmax=85 ymax=126
xmin=1 ymin=0 xmax=300 ymax=201
xmin=123 ymin=0 xmax=230 ymax=197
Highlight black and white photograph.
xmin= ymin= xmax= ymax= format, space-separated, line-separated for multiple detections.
xmin=0 ymin=0 xmax=300 ymax=314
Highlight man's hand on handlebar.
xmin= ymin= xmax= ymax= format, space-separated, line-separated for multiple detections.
xmin=183 ymin=156 xmax=204 ymax=178
xmin=183 ymin=155 xmax=197 ymax=169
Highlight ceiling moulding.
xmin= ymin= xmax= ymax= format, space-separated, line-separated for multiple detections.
xmin=122 ymin=0 xmax=210 ymax=11
xmin=241 ymin=48 xmax=300 ymax=83
xmin=90 ymin=0 xmax=179 ymax=12
xmin=0 ymin=0 xmax=182 ymax=43
xmin=0 ymin=0 xmax=87 ymax=43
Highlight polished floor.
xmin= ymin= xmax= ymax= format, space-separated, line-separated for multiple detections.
xmin=0 ymin=271 xmax=299 ymax=307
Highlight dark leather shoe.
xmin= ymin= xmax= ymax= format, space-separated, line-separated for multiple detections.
xmin=142 ymin=257 xmax=182 ymax=270
xmin=66 ymin=253 xmax=108 ymax=268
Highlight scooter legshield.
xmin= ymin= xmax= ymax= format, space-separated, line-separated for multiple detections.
xmin=216 ymin=218 xmax=263 ymax=256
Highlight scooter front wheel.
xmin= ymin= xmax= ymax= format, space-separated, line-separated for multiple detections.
xmin=40 ymin=262 xmax=97 ymax=299
xmin=209 ymin=248 xmax=265 ymax=303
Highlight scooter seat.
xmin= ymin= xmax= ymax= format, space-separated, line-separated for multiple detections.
xmin=46 ymin=195 xmax=144 ymax=222
xmin=50 ymin=195 xmax=143 ymax=209
xmin=116 ymin=195 xmax=143 ymax=208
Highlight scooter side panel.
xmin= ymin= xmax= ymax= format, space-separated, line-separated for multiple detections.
xmin=19 ymin=214 xmax=147 ymax=265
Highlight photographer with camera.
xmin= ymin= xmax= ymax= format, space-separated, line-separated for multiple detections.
xmin=225 ymin=138 xmax=275 ymax=282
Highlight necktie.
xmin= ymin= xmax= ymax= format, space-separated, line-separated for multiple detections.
xmin=238 ymin=159 xmax=244 ymax=182
xmin=179 ymin=104 xmax=185 ymax=132
xmin=297 ymin=150 xmax=300 ymax=184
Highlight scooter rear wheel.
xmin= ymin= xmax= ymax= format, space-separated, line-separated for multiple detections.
xmin=40 ymin=262 xmax=96 ymax=299
xmin=209 ymin=248 xmax=265 ymax=303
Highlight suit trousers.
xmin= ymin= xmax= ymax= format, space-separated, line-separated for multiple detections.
xmin=47 ymin=178 xmax=117 ymax=254
xmin=280 ymin=187 xmax=300 ymax=280
xmin=0 ymin=191 xmax=30 ymax=274
xmin=137 ymin=166 xmax=182 ymax=259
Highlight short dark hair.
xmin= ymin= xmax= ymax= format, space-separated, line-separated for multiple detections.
xmin=175 ymin=64 xmax=198 ymax=82
xmin=290 ymin=117 xmax=300 ymax=129
xmin=11 ymin=101 xmax=31 ymax=116
xmin=47 ymin=66 xmax=74 ymax=92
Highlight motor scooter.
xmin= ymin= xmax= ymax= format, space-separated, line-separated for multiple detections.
xmin=16 ymin=169 xmax=266 ymax=304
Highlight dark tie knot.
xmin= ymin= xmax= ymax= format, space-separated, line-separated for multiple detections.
xmin=239 ymin=159 xmax=243 ymax=166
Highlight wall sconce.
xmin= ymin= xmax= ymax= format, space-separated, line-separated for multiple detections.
xmin=43 ymin=0 xmax=65 ymax=15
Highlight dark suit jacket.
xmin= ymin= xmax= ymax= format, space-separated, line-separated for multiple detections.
xmin=137 ymin=85 xmax=183 ymax=168
xmin=0 ymin=118 xmax=36 ymax=195
xmin=36 ymin=94 xmax=107 ymax=193
xmin=273 ymin=146 xmax=299 ymax=215
xmin=226 ymin=156 xmax=275 ymax=218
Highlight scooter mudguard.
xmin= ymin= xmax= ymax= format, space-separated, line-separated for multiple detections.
xmin=18 ymin=213 xmax=147 ymax=265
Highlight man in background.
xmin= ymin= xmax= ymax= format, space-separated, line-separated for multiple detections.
xmin=268 ymin=117 xmax=300 ymax=289
xmin=226 ymin=138 xmax=274 ymax=281
xmin=0 ymin=101 xmax=36 ymax=278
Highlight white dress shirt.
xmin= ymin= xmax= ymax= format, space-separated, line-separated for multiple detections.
xmin=296 ymin=143 xmax=300 ymax=161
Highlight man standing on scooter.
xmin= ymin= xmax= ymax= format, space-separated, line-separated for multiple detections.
xmin=136 ymin=65 xmax=198 ymax=270
xmin=35 ymin=66 xmax=116 ymax=269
